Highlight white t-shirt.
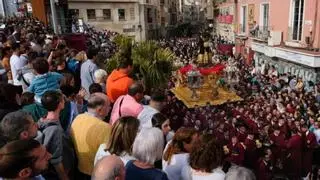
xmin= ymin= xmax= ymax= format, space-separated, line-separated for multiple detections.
xmin=137 ymin=105 xmax=159 ymax=129
xmin=162 ymin=153 xmax=190 ymax=180
xmin=10 ymin=54 xmax=27 ymax=85
xmin=181 ymin=166 xmax=225 ymax=180
xmin=94 ymin=143 xmax=135 ymax=166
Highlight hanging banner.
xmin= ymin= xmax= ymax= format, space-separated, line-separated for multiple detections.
xmin=248 ymin=4 xmax=255 ymax=26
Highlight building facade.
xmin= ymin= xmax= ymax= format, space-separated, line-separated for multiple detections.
xmin=215 ymin=0 xmax=237 ymax=43
xmin=68 ymin=0 xmax=165 ymax=41
xmin=177 ymin=0 xmax=204 ymax=24
xmin=159 ymin=0 xmax=178 ymax=38
xmin=219 ymin=0 xmax=320 ymax=82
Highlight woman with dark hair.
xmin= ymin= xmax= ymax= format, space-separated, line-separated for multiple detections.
xmin=152 ymin=113 xmax=171 ymax=138
xmin=182 ymin=137 xmax=225 ymax=180
xmin=94 ymin=116 xmax=140 ymax=166
xmin=152 ymin=113 xmax=171 ymax=169
xmin=163 ymin=127 xmax=199 ymax=180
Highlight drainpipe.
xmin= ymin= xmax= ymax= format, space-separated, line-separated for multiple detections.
xmin=311 ymin=0 xmax=318 ymax=48
xmin=234 ymin=0 xmax=238 ymax=42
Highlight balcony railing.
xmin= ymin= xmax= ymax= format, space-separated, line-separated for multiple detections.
xmin=250 ymin=26 xmax=271 ymax=42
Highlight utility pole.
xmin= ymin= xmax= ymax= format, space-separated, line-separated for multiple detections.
xmin=50 ymin=0 xmax=58 ymax=34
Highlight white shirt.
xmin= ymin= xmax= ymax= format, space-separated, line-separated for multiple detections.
xmin=163 ymin=153 xmax=190 ymax=180
xmin=21 ymin=71 xmax=35 ymax=91
xmin=181 ymin=166 xmax=225 ymax=180
xmin=94 ymin=143 xmax=135 ymax=166
xmin=10 ymin=54 xmax=27 ymax=85
xmin=314 ymin=129 xmax=320 ymax=145
xmin=137 ymin=105 xmax=159 ymax=129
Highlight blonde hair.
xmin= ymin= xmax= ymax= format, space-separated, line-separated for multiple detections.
xmin=75 ymin=51 xmax=87 ymax=62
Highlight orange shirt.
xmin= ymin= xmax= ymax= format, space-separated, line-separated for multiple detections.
xmin=106 ymin=69 xmax=133 ymax=103
xmin=1 ymin=57 xmax=12 ymax=80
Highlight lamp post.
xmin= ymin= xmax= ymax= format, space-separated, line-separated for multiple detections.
xmin=50 ymin=0 xmax=58 ymax=34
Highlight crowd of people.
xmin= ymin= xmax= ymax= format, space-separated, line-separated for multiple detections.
xmin=0 ymin=16 xmax=319 ymax=180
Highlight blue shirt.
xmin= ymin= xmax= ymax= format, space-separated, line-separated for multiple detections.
xmin=125 ymin=160 xmax=168 ymax=180
xmin=27 ymin=72 xmax=63 ymax=98
xmin=80 ymin=59 xmax=98 ymax=98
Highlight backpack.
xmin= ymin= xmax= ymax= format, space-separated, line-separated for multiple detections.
xmin=67 ymin=59 xmax=80 ymax=74
xmin=36 ymin=121 xmax=76 ymax=177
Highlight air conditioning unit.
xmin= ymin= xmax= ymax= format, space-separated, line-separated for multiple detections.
xmin=268 ymin=31 xmax=282 ymax=46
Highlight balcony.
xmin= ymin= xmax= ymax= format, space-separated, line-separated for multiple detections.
xmin=250 ymin=26 xmax=270 ymax=43
xmin=285 ymin=27 xmax=311 ymax=48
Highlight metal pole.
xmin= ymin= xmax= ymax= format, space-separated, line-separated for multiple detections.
xmin=50 ymin=0 xmax=58 ymax=34
xmin=0 ymin=0 xmax=5 ymax=17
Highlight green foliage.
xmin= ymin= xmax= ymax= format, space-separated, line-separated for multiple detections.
xmin=106 ymin=35 xmax=175 ymax=92
xmin=106 ymin=35 xmax=133 ymax=74
xmin=133 ymin=41 xmax=175 ymax=91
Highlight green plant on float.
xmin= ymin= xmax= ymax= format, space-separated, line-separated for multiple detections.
xmin=106 ymin=35 xmax=175 ymax=93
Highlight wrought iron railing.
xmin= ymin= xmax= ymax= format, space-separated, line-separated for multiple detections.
xmin=250 ymin=26 xmax=271 ymax=42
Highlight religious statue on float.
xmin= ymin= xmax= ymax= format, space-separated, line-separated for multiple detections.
xmin=197 ymin=34 xmax=213 ymax=66
xmin=186 ymin=65 xmax=202 ymax=101
xmin=224 ymin=56 xmax=239 ymax=89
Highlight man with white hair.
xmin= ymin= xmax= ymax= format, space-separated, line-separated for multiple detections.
xmin=92 ymin=155 xmax=125 ymax=180
xmin=94 ymin=69 xmax=108 ymax=93
xmin=71 ymin=93 xmax=112 ymax=178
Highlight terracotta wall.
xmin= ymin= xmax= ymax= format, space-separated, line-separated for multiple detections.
xmin=31 ymin=0 xmax=47 ymax=25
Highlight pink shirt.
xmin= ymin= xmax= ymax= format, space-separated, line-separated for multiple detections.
xmin=110 ymin=94 xmax=143 ymax=125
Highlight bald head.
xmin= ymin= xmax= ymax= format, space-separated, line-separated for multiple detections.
xmin=92 ymin=156 xmax=125 ymax=180
xmin=87 ymin=93 xmax=111 ymax=119
xmin=128 ymin=82 xmax=144 ymax=102
xmin=128 ymin=83 xmax=144 ymax=96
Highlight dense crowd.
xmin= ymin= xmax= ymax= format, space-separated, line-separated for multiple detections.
xmin=0 ymin=16 xmax=319 ymax=180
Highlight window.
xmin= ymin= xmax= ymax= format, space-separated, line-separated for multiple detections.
xmin=103 ymin=9 xmax=111 ymax=20
xmin=130 ymin=8 xmax=135 ymax=20
xmin=161 ymin=17 xmax=165 ymax=25
xmin=240 ymin=6 xmax=247 ymax=33
xmin=291 ymin=0 xmax=304 ymax=41
xmin=147 ymin=8 xmax=152 ymax=23
xmin=69 ymin=9 xmax=79 ymax=18
xmin=118 ymin=9 xmax=125 ymax=21
xmin=87 ymin=9 xmax=96 ymax=20
xmin=261 ymin=4 xmax=269 ymax=31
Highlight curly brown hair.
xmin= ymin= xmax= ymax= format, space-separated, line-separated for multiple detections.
xmin=189 ymin=138 xmax=223 ymax=172
xmin=163 ymin=127 xmax=198 ymax=164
